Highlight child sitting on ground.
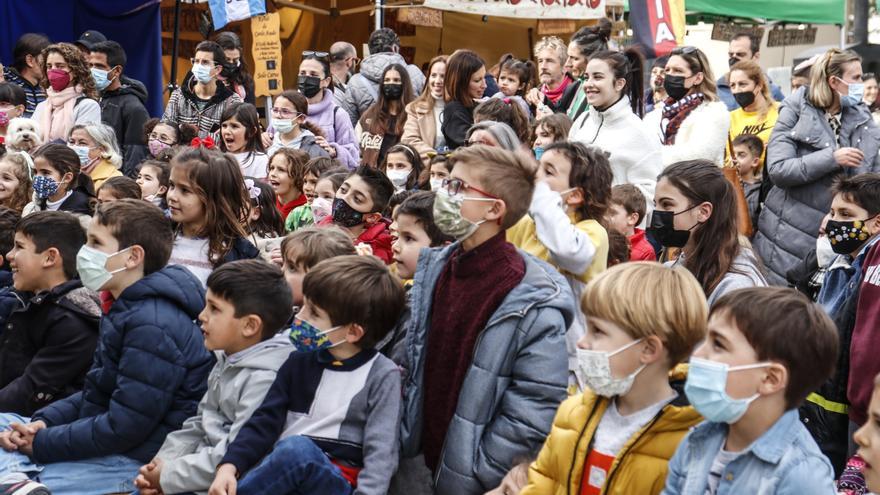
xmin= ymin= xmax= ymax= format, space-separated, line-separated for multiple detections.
xmin=284 ymin=157 xmax=344 ymax=232
xmin=280 ymin=226 xmax=356 ymax=310
xmin=606 ymin=184 xmax=656 ymax=261
xmin=209 ymin=255 xmax=406 ymax=495
xmin=96 ymin=176 xmax=141 ymax=205
xmin=399 ymin=145 xmax=576 ymax=493
xmin=0 ymin=199 xmax=214 ymax=494
xmin=492 ymin=262 xmax=707 ymax=495
xmin=317 ymin=165 xmax=395 ymax=264
xmin=663 ymin=286 xmax=838 ymax=494
xmin=134 ymin=260 xmax=294 ymax=495
xmin=0 ymin=212 xmax=100 ymax=416
xmin=531 ymin=113 xmax=572 ymax=160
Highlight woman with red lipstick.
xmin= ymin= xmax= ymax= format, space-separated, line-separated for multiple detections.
xmin=31 ymin=42 xmax=100 ymax=142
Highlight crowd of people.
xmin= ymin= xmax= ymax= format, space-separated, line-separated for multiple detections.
xmin=0 ymin=18 xmax=876 ymax=495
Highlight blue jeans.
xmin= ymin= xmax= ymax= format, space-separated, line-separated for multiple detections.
xmin=238 ymin=436 xmax=353 ymax=495
xmin=0 ymin=413 xmax=140 ymax=494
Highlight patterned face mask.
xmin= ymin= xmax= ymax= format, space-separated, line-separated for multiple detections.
xmin=332 ymin=198 xmax=366 ymax=228
xmin=288 ymin=317 xmax=343 ymax=352
xmin=33 ymin=175 xmax=59 ymax=200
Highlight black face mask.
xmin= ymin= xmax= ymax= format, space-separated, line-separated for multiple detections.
xmin=298 ymin=75 xmax=322 ymax=98
xmin=646 ymin=207 xmax=699 ymax=248
xmin=221 ymin=63 xmax=241 ymax=80
xmin=733 ymin=91 xmax=756 ymax=109
xmin=663 ymin=74 xmax=689 ymax=101
xmin=728 ymin=57 xmax=741 ymax=68
xmin=383 ymin=83 xmax=403 ymax=100
xmin=826 ymin=218 xmax=875 ymax=255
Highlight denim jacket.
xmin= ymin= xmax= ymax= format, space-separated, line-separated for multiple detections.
xmin=661 ymin=410 xmax=836 ymax=495
xmin=816 ymin=235 xmax=880 ymax=319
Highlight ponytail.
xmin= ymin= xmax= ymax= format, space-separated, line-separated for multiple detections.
xmin=808 ymin=48 xmax=861 ymax=110
xmin=590 ymin=48 xmax=646 ymax=117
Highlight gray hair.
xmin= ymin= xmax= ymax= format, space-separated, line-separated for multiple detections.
xmin=466 ymin=120 xmax=521 ymax=152
xmin=70 ymin=123 xmax=122 ymax=169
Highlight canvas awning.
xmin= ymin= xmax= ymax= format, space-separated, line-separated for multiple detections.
xmin=684 ymin=0 xmax=845 ymax=25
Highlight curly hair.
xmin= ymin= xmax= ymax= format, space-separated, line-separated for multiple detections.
xmin=40 ymin=43 xmax=97 ymax=99
xmin=545 ymin=141 xmax=612 ymax=224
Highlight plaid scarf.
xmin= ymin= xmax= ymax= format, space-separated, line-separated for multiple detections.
xmin=661 ymin=93 xmax=706 ymax=145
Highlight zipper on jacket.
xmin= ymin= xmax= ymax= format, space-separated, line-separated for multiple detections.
xmin=566 ymin=399 xmax=602 ymax=495
xmin=599 ymin=408 xmax=666 ymax=494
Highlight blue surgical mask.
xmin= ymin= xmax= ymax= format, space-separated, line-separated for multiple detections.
xmin=840 ymin=80 xmax=865 ymax=108
xmin=192 ymin=63 xmax=214 ymax=84
xmin=76 ymin=245 xmax=131 ymax=292
xmin=273 ymin=119 xmax=295 ymax=135
xmin=69 ymin=144 xmax=92 ymax=166
xmin=90 ymin=67 xmax=115 ymax=92
xmin=684 ymin=357 xmax=771 ymax=424
xmin=534 ymin=146 xmax=544 ymax=161
xmin=288 ymin=316 xmax=343 ymax=352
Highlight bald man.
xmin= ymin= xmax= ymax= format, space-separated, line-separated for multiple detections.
xmin=330 ymin=41 xmax=358 ymax=91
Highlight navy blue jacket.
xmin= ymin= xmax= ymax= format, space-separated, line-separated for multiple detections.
xmin=224 ymin=237 xmax=260 ymax=264
xmin=31 ymin=265 xmax=214 ymax=464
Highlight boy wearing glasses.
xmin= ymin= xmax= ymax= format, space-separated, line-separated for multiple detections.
xmin=398 ymin=145 xmax=576 ymax=494
xmin=161 ymin=40 xmax=242 ymax=138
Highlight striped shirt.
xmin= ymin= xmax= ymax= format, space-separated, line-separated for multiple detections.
xmin=3 ymin=67 xmax=46 ymax=118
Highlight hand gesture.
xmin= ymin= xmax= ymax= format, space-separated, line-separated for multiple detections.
xmin=834 ymin=147 xmax=865 ymax=168
xmin=209 ymin=464 xmax=239 ymax=495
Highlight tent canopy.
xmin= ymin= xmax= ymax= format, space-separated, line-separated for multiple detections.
xmin=684 ymin=0 xmax=845 ymax=25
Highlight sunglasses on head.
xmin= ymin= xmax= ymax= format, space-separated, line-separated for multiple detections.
xmin=302 ymin=50 xmax=329 ymax=60
xmin=671 ymin=46 xmax=698 ymax=56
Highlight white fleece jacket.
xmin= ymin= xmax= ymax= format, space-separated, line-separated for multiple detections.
xmin=644 ymin=99 xmax=731 ymax=167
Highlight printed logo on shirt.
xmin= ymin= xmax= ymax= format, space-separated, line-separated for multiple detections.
xmin=580 ymin=449 xmax=615 ymax=495
xmin=739 ymin=123 xmax=772 ymax=136
xmin=359 ymin=133 xmax=383 ymax=150
xmin=864 ymin=264 xmax=880 ymax=287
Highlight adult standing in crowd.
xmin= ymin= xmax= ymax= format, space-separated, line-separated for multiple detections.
xmin=32 ymin=42 xmax=101 ymax=142
xmin=570 ymin=49 xmax=662 ymax=213
xmin=441 ymin=50 xmax=486 ymax=150
xmin=89 ymin=41 xmax=149 ymax=177
xmin=644 ymin=46 xmax=729 ymax=167
xmin=526 ymin=36 xmax=575 ymax=118
xmin=356 ymin=64 xmax=413 ymax=167
xmin=341 ymin=28 xmax=425 ymax=125
xmin=298 ymin=51 xmax=360 ymax=168
xmin=402 ymin=55 xmax=447 ymax=161
xmin=726 ymin=60 xmax=780 ymax=168
xmin=329 ymin=41 xmax=358 ymax=98
xmin=162 ymin=41 xmax=242 ymax=138
xmin=214 ymin=31 xmax=256 ymax=105
xmin=646 ymin=56 xmax=668 ymax=113
xmin=563 ymin=20 xmax=611 ymax=121
xmin=3 ymin=33 xmax=49 ymax=118
xmin=755 ymin=48 xmax=880 ymax=285
xmin=717 ymin=32 xmax=785 ymax=111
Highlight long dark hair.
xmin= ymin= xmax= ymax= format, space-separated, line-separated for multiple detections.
xmin=171 ymin=147 xmax=250 ymax=267
xmin=570 ymin=19 xmax=611 ymax=58
xmin=383 ymin=143 xmax=429 ymax=190
xmin=445 ymin=50 xmax=485 ymax=108
xmin=213 ymin=32 xmax=255 ymax=94
xmin=246 ymin=178 xmax=284 ymax=238
xmin=360 ymin=64 xmax=414 ymax=167
xmin=219 ymin=103 xmax=265 ymax=163
xmin=658 ymin=160 xmax=742 ymax=296
xmin=32 ymin=143 xmax=95 ymax=211
xmin=589 ymin=48 xmax=646 ymax=117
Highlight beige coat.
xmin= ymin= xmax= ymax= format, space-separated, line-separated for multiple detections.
xmin=402 ymin=99 xmax=438 ymax=162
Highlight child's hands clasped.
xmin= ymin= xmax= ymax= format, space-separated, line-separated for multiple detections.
xmin=134 ymin=457 xmax=164 ymax=495
xmin=0 ymin=420 xmax=46 ymax=455
xmin=209 ymin=463 xmax=239 ymax=495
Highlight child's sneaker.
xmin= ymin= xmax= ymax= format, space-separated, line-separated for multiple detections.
xmin=0 ymin=474 xmax=50 ymax=495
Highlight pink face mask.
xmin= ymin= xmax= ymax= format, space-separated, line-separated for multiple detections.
xmin=311 ymin=197 xmax=333 ymax=224
xmin=47 ymin=69 xmax=71 ymax=92
xmin=148 ymin=138 xmax=171 ymax=157
xmin=0 ymin=112 xmax=8 ymax=127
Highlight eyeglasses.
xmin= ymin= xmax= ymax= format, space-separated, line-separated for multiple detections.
xmin=441 ymin=178 xmax=499 ymax=199
xmin=272 ymin=107 xmax=300 ymax=118
xmin=190 ymin=58 xmax=217 ymax=67
xmin=302 ymin=50 xmax=329 ymax=60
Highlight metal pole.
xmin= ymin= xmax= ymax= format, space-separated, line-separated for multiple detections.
xmin=375 ymin=0 xmax=384 ymax=31
xmin=168 ymin=0 xmax=182 ymax=94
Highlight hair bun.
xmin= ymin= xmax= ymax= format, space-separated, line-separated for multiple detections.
xmin=596 ymin=18 xmax=613 ymax=41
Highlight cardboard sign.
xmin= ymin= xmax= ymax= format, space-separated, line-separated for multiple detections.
xmin=251 ymin=12 xmax=283 ymax=97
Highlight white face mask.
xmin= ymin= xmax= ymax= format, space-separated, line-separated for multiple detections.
xmin=816 ymin=234 xmax=836 ymax=268
xmin=576 ymin=338 xmax=645 ymax=397
xmin=430 ymin=178 xmax=444 ymax=191
xmin=386 ymin=169 xmax=410 ymax=191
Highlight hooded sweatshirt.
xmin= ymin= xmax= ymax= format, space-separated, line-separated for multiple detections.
xmin=100 ymin=81 xmax=150 ymax=177
xmin=157 ymin=335 xmax=293 ymax=495
xmin=340 ymin=52 xmax=426 ymax=125
xmin=162 ymin=72 xmax=242 ymax=138
xmin=307 ymin=89 xmax=360 ymax=168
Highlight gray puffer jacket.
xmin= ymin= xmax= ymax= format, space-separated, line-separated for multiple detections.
xmin=399 ymin=244 xmax=575 ymax=495
xmin=754 ymin=87 xmax=880 ymax=285
xmin=341 ymin=52 xmax=426 ymax=125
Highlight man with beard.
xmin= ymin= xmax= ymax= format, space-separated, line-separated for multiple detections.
xmin=526 ymin=36 xmax=576 ymax=119
xmin=717 ymin=32 xmax=785 ymax=110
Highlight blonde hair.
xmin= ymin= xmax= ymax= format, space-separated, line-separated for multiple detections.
xmin=448 ymin=145 xmax=536 ymax=229
xmin=0 ymin=152 xmax=33 ymax=213
xmin=809 ymin=48 xmax=862 ymax=110
xmin=534 ymin=36 xmax=567 ymax=65
xmin=730 ymin=59 xmax=777 ymax=120
xmin=673 ymin=48 xmax=718 ymax=102
xmin=581 ymin=262 xmax=708 ymax=365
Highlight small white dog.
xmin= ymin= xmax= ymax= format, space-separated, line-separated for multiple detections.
xmin=5 ymin=118 xmax=42 ymax=154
